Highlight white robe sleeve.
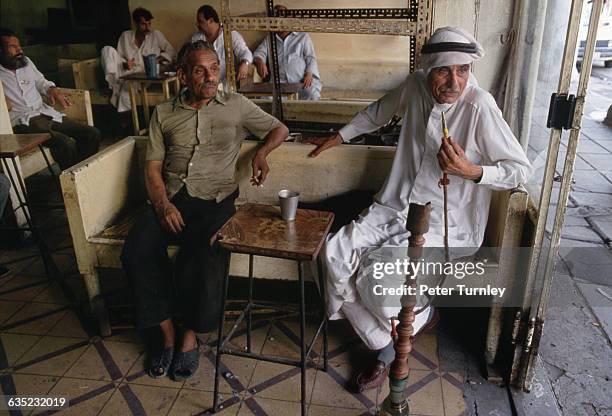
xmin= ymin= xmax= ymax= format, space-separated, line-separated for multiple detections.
xmin=116 ymin=31 xmax=132 ymax=64
xmin=155 ymin=31 xmax=176 ymax=63
xmin=231 ymin=31 xmax=253 ymax=64
xmin=252 ymin=37 xmax=269 ymax=63
xmin=30 ymin=59 xmax=56 ymax=96
xmin=338 ymin=82 xmax=406 ymax=142
xmin=302 ymin=34 xmax=318 ymax=76
xmin=475 ymin=94 xmax=533 ymax=190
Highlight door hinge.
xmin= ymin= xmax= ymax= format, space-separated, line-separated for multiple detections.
xmin=546 ymin=93 xmax=577 ymax=130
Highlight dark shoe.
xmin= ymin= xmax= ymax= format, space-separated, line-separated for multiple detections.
xmin=354 ymin=360 xmax=389 ymax=393
xmin=146 ymin=345 xmax=174 ymax=379
xmin=170 ymin=341 xmax=200 ymax=382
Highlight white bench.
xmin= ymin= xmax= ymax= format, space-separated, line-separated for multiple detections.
xmin=60 ymin=135 xmax=531 ymax=377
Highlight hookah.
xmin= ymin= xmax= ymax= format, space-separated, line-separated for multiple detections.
xmin=379 ymin=112 xmax=451 ymax=415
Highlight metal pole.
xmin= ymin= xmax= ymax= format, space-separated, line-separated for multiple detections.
xmin=519 ymin=0 xmax=604 ymax=390
xmin=508 ymin=0 xmax=585 ymax=386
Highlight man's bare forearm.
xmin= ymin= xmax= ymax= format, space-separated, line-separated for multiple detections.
xmin=256 ymin=124 xmax=289 ymax=158
xmin=145 ymin=160 xmax=170 ymax=211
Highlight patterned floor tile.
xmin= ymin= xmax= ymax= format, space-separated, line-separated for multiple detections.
xmin=98 ymin=382 xmax=180 ymax=415
xmin=32 ymin=283 xmax=70 ymax=305
xmin=402 ymin=370 xmax=445 ymax=416
xmin=41 ymin=376 xmax=116 ymax=416
xmin=247 ymin=361 xmax=317 ymax=403
xmin=46 ymin=311 xmax=90 ymax=339
xmin=64 ymin=340 xmax=141 ymax=382
xmin=0 ymin=332 xmax=42 ymax=368
xmin=4 ymin=373 xmax=58 ymax=396
xmin=310 ymin=362 xmax=373 ymax=410
xmin=0 ymin=275 xmax=49 ymax=302
xmin=2 ymin=302 xmax=67 ymax=336
xmin=441 ymin=372 xmax=467 ymax=416
xmin=0 ymin=300 xmax=27 ymax=325
xmin=168 ymin=388 xmax=240 ymax=415
xmin=238 ymin=396 xmax=302 ymax=415
xmin=184 ymin=353 xmax=256 ymax=395
xmin=14 ymin=336 xmax=89 ymax=377
xmin=309 ymin=403 xmax=375 ymax=415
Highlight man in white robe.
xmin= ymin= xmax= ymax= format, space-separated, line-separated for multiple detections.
xmin=101 ymin=7 xmax=176 ymax=113
xmin=190 ymin=5 xmax=252 ymax=88
xmin=306 ymin=26 xmax=532 ymax=392
xmin=252 ymin=5 xmax=322 ymax=100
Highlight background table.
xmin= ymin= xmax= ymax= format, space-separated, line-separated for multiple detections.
xmin=214 ymin=203 xmax=334 ymax=416
xmin=0 ymin=133 xmax=60 ymax=277
xmin=238 ymin=82 xmax=303 ymax=100
xmin=121 ymin=72 xmax=180 ymax=135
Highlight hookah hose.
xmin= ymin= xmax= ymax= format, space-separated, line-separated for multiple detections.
xmin=408 ymin=111 xmax=451 ymax=317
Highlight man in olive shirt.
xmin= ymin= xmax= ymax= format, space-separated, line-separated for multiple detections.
xmin=122 ymin=41 xmax=288 ymax=381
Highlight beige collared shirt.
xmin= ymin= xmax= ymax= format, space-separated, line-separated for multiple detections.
xmin=146 ymin=90 xmax=281 ymax=202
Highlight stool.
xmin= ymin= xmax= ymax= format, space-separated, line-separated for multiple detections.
xmin=214 ymin=203 xmax=334 ymax=415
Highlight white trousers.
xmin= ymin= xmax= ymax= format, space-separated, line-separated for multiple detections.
xmin=101 ymin=46 xmax=139 ymax=112
xmin=323 ymin=202 xmax=438 ymax=350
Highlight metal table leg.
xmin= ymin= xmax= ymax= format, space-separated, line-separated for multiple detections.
xmin=38 ymin=144 xmax=62 ymax=198
xmin=213 ymin=252 xmax=231 ymax=413
xmin=298 ymin=260 xmax=307 ymax=415
xmin=247 ymin=254 xmax=254 ymax=353
xmin=317 ymin=257 xmax=328 ymax=371
xmin=0 ymin=157 xmax=60 ymax=278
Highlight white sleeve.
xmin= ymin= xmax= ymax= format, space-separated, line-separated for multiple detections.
xmin=338 ymin=82 xmax=406 ymax=142
xmin=253 ymin=37 xmax=269 ymax=63
xmin=30 ymin=59 xmax=56 ymax=95
xmin=302 ymin=34 xmax=318 ymax=75
xmin=231 ymin=31 xmax=253 ymax=63
xmin=155 ymin=31 xmax=176 ymax=63
xmin=190 ymin=31 xmax=204 ymax=43
xmin=475 ymin=94 xmax=533 ymax=189
xmin=116 ymin=31 xmax=131 ymax=63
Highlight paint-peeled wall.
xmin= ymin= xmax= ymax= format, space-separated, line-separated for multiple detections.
xmin=128 ymin=0 xmax=515 ymax=94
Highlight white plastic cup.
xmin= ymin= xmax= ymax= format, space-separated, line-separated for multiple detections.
xmin=278 ymin=190 xmax=300 ymax=221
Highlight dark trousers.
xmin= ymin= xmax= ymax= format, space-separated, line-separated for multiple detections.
xmin=121 ymin=187 xmax=237 ymax=333
xmin=14 ymin=115 xmax=101 ymax=170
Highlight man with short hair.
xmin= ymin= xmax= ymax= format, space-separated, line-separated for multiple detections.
xmin=122 ymin=40 xmax=288 ymax=381
xmin=101 ymin=7 xmax=176 ymax=113
xmin=0 ymin=28 xmax=101 ymax=170
xmin=253 ymin=5 xmax=322 ymax=100
xmin=190 ymin=4 xmax=252 ymax=87
xmin=307 ymin=27 xmax=532 ymax=392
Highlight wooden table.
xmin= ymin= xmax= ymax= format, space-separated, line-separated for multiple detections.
xmin=238 ymin=82 xmax=303 ymax=100
xmin=121 ymin=72 xmax=180 ymax=135
xmin=214 ymin=203 xmax=334 ymax=416
xmin=0 ymin=133 xmax=60 ymax=277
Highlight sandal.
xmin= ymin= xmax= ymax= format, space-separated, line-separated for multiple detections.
xmin=147 ymin=345 xmax=174 ymax=379
xmin=170 ymin=340 xmax=200 ymax=381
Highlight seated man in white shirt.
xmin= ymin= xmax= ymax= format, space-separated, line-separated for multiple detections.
xmin=0 ymin=28 xmax=100 ymax=170
xmin=101 ymin=7 xmax=176 ymax=113
xmin=190 ymin=4 xmax=252 ymax=87
xmin=306 ymin=27 xmax=532 ymax=392
xmin=253 ymin=5 xmax=322 ymax=100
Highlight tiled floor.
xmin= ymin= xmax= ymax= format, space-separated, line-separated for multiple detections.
xmin=0 ymin=183 xmax=468 ymax=416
